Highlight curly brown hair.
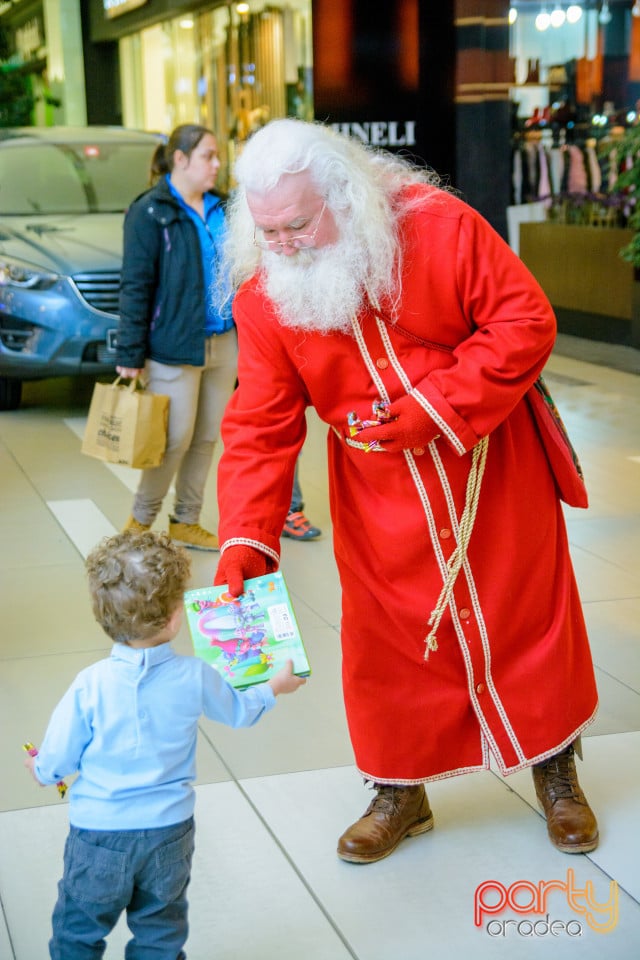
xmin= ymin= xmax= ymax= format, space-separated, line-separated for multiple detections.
xmin=86 ymin=531 xmax=191 ymax=644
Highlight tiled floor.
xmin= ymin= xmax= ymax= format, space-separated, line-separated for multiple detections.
xmin=1 ymin=336 xmax=639 ymax=959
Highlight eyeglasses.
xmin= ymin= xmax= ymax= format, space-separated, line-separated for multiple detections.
xmin=253 ymin=201 xmax=326 ymax=251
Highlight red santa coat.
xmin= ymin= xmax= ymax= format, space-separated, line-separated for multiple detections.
xmin=218 ymin=187 xmax=598 ymax=784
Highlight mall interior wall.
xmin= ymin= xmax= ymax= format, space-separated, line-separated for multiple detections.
xmin=80 ymin=0 xmax=511 ymax=237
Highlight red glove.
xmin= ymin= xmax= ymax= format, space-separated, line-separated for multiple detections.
xmin=355 ymin=393 xmax=440 ymax=453
xmin=214 ymin=545 xmax=276 ymax=597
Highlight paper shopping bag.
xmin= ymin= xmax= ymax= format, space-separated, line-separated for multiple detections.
xmin=81 ymin=377 xmax=169 ymax=468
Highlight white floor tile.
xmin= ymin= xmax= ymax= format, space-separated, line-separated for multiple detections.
xmin=495 ymin=732 xmax=640 ymax=904
xmin=47 ymin=498 xmax=117 ymax=558
xmin=0 ymin=563 xmax=99 ymax=660
xmin=1 ymin=342 xmax=639 ymax=959
xmin=0 ymin=803 xmax=67 ymax=960
xmin=0 ymin=910 xmax=13 ymax=960
xmin=0 ymin=512 xmax=80 ymax=570
xmin=242 ymin=763 xmax=640 ymax=959
xmin=281 ymin=538 xmax=342 ymax=628
xmin=0 ymin=783 xmax=354 ymax=960
xmin=198 ymin=623 xmax=353 ymax=779
xmin=186 ymin=782 xmax=355 ymax=960
xmin=568 ymin=516 xmax=640 ymax=579
xmin=586 ymin=597 xmax=640 ymax=693
xmin=587 ymin=669 xmax=640 ymax=736
xmin=570 ymin=544 xmax=640 ymax=604
xmin=62 ymin=416 xmax=89 ymax=441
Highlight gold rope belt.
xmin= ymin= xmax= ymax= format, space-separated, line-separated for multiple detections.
xmin=424 ymin=434 xmax=489 ymax=658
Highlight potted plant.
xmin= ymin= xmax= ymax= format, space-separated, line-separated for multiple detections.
xmin=607 ymin=125 xmax=640 ymax=346
xmin=608 ymin=125 xmax=640 ymax=269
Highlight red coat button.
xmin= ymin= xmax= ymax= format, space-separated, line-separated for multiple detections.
xmin=376 ymin=357 xmax=389 ymax=369
xmin=459 ymin=607 xmax=471 ymax=620
xmin=440 ymin=528 xmax=452 ymax=539
xmin=413 ymin=447 xmax=425 ymax=456
xmin=476 ymin=683 xmax=486 ymax=695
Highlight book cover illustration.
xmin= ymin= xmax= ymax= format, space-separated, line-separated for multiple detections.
xmin=184 ymin=571 xmax=311 ymax=689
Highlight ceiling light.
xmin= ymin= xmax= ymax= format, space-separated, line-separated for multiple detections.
xmin=598 ymin=2 xmax=612 ymax=25
xmin=550 ymin=5 xmax=566 ymax=28
xmin=566 ymin=5 xmax=583 ymax=24
xmin=536 ymin=10 xmax=551 ymax=31
xmin=509 ymin=7 xmax=517 ymax=25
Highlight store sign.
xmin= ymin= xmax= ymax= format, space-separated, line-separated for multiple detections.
xmin=103 ymin=0 xmax=148 ymax=20
xmin=330 ymin=121 xmax=416 ymax=148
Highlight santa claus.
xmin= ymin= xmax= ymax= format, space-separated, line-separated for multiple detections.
xmin=214 ymin=118 xmax=599 ymax=864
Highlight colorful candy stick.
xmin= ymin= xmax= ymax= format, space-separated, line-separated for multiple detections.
xmin=23 ymin=742 xmax=68 ymax=799
xmin=346 ymin=399 xmax=393 ymax=449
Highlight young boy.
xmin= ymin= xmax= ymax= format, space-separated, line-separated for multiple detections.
xmin=24 ymin=530 xmax=305 ymax=960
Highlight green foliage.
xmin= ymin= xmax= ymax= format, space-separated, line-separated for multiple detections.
xmin=0 ymin=26 xmax=10 ymax=62
xmin=0 ymin=68 xmax=34 ymax=127
xmin=610 ymin=126 xmax=640 ymax=268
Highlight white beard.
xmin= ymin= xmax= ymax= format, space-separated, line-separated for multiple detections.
xmin=260 ymin=235 xmax=369 ymax=335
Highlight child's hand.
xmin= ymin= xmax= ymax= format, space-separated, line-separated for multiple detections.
xmin=24 ymin=754 xmax=44 ymax=786
xmin=268 ymin=660 xmax=307 ymax=696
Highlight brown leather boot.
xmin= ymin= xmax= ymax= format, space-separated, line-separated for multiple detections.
xmin=532 ymin=744 xmax=599 ymax=853
xmin=337 ymin=784 xmax=434 ymax=863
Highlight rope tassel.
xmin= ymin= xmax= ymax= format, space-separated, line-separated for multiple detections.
xmin=424 ymin=435 xmax=489 ymax=658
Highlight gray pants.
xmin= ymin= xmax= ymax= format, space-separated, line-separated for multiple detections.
xmin=290 ymin=459 xmax=303 ymax=512
xmin=132 ymin=328 xmax=238 ymax=526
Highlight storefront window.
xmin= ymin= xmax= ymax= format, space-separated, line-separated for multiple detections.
xmin=507 ymin=3 xmax=640 ymax=240
xmin=509 ymin=3 xmax=640 ymax=136
xmin=509 ymin=6 xmax=600 ymax=130
xmin=119 ymin=0 xmax=312 ymax=191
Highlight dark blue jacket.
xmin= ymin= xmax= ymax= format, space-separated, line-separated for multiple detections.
xmin=117 ymin=178 xmax=229 ymax=369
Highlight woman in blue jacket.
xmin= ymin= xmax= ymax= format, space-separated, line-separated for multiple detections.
xmin=116 ymin=124 xmax=237 ymax=551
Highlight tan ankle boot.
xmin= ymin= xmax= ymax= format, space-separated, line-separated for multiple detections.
xmin=337 ymin=784 xmax=434 ymax=864
xmin=168 ymin=519 xmax=219 ymax=552
xmin=532 ymin=744 xmax=598 ymax=853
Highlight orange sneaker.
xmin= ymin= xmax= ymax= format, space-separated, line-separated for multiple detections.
xmin=282 ymin=511 xmax=321 ymax=541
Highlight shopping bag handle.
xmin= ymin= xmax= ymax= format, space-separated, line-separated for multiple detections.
xmin=112 ymin=375 xmax=148 ymax=393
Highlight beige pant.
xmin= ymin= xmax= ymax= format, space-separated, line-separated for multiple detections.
xmin=132 ymin=328 xmax=238 ymax=526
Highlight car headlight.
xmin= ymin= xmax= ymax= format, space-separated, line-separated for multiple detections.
xmin=0 ymin=256 xmax=58 ymax=290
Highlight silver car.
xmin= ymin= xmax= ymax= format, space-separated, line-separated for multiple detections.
xmin=0 ymin=126 xmax=164 ymax=409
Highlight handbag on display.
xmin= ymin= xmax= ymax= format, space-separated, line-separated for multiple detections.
xmin=81 ymin=376 xmax=170 ymax=469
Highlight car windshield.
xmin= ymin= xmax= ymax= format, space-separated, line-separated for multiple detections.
xmin=0 ymin=141 xmax=157 ymax=215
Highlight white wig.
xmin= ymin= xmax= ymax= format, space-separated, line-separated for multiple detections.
xmin=224 ymin=118 xmax=441 ymax=301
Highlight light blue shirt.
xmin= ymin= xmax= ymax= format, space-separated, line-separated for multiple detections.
xmin=166 ymin=175 xmax=234 ymax=336
xmin=34 ymin=641 xmax=275 ymax=829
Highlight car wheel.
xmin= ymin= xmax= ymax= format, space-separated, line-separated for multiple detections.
xmin=0 ymin=377 xmax=22 ymax=411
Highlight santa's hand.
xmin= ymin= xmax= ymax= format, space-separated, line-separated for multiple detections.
xmin=356 ymin=393 xmax=439 ymax=452
xmin=214 ymin=545 xmax=276 ymax=596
